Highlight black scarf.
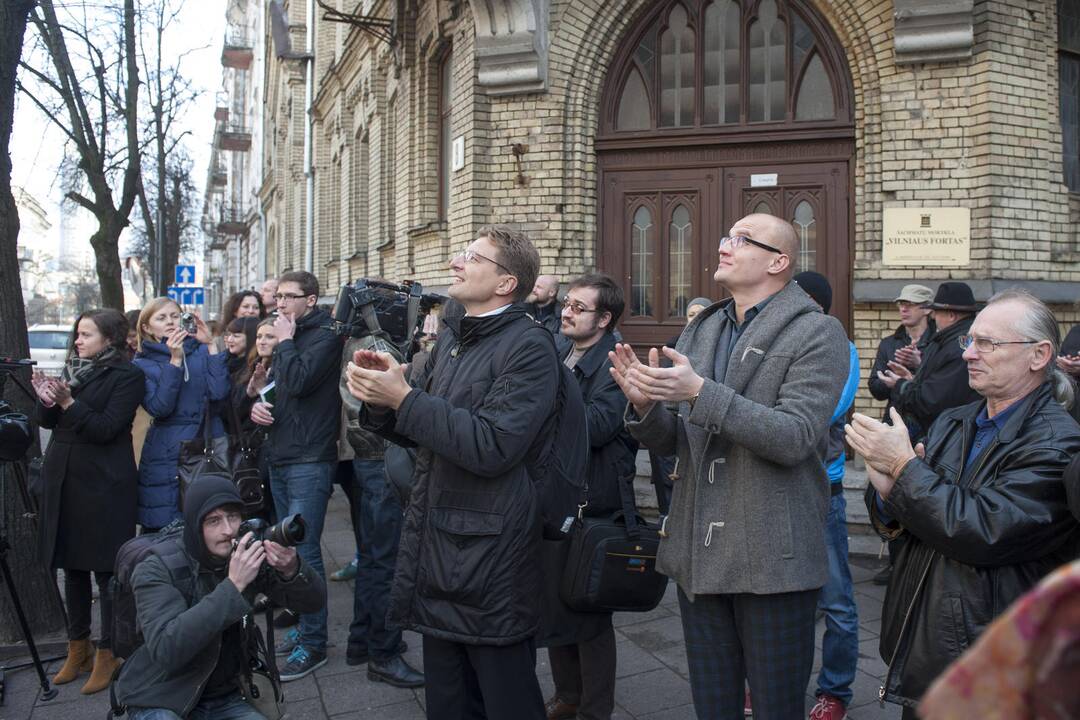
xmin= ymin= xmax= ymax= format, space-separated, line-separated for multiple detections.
xmin=61 ymin=346 xmax=122 ymax=389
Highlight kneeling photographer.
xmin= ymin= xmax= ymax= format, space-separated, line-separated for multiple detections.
xmin=112 ymin=476 xmax=326 ymax=719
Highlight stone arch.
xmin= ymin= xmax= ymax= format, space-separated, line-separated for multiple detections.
xmin=546 ymin=0 xmax=888 ymax=269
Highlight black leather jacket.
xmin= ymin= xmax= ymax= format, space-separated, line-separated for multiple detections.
xmin=364 ymin=304 xmax=560 ymax=645
xmin=868 ymin=321 xmax=935 ymax=427
xmin=867 ymin=383 xmax=1080 ymax=710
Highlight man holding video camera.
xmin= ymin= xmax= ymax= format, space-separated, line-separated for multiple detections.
xmin=346 ymin=226 xmax=559 ymax=720
xmin=250 ymin=270 xmax=342 ymax=680
xmin=112 ymin=476 xmax=326 ymax=719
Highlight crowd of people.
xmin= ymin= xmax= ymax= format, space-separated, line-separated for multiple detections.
xmin=24 ymin=216 xmax=1080 ymax=719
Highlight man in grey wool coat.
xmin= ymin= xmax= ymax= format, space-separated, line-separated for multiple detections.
xmin=610 ymin=213 xmax=849 ymax=720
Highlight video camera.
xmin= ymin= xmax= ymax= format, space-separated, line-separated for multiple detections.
xmin=331 ymin=279 xmax=446 ymax=362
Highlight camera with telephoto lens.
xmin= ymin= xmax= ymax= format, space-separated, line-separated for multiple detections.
xmin=331 ymin=279 xmax=445 ymax=361
xmin=236 ymin=513 xmax=306 ymax=549
xmin=180 ymin=312 xmax=197 ymax=335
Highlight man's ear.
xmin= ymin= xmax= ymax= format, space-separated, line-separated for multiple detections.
xmin=495 ymin=274 xmax=519 ymax=299
xmin=766 ymin=252 xmax=791 ymax=276
xmin=598 ymin=310 xmax=612 ymax=331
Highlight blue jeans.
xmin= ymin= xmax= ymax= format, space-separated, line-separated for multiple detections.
xmin=815 ymin=491 xmax=859 ymax=706
xmin=269 ymin=461 xmax=333 ymax=654
xmin=128 ymin=691 xmax=266 ymax=719
xmin=347 ymin=458 xmax=404 ymax=660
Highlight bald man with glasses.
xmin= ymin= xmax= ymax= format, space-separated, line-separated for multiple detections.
xmin=611 ymin=214 xmax=850 ymax=720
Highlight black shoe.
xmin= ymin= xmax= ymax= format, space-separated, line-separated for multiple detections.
xmin=872 ymin=565 xmax=892 ymax=586
xmin=367 ymin=655 xmax=424 ymax=688
xmin=273 ymin=608 xmax=299 ymax=629
xmin=346 ymin=640 xmax=408 ymax=666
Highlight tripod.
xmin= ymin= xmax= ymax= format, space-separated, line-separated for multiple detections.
xmin=0 ymin=362 xmax=59 ymax=704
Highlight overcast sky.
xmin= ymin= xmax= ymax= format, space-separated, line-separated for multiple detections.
xmin=11 ymin=0 xmax=227 ymax=262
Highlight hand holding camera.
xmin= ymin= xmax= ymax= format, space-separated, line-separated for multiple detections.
xmin=165 ymin=327 xmax=188 ymax=365
xmin=228 ymin=531 xmax=266 ymax=593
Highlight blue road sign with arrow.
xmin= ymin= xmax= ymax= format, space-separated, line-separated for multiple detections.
xmin=174 ymin=265 xmax=196 ymax=285
xmin=167 ymin=286 xmax=205 ymax=306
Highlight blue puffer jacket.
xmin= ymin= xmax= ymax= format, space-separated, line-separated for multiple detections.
xmin=133 ymin=338 xmax=231 ymax=528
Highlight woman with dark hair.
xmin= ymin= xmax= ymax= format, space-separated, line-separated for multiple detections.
xmin=221 ymin=316 xmax=261 ymax=436
xmin=30 ymin=309 xmax=144 ymax=695
xmin=133 ymin=297 xmax=231 ymax=531
xmin=221 ymin=289 xmax=267 ymax=323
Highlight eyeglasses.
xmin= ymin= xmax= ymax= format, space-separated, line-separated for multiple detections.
xmin=958 ymin=335 xmax=1038 ymax=353
xmin=719 ymin=235 xmax=784 ymax=254
xmin=455 ymin=248 xmax=511 ymax=274
xmin=274 ymin=292 xmax=311 ymax=302
xmin=563 ymin=300 xmax=600 ymax=316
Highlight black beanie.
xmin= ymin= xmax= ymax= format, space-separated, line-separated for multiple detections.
xmin=183 ymin=476 xmax=243 ymax=570
xmin=794 ymin=271 xmax=833 ymax=315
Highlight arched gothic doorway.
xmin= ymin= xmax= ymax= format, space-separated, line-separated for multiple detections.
xmin=598 ymin=0 xmax=855 ymax=347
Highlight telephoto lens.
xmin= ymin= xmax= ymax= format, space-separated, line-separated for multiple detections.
xmin=267 ymin=513 xmax=306 ymax=547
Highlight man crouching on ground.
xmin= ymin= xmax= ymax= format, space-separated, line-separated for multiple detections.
xmin=113 ymin=476 xmax=326 ymax=719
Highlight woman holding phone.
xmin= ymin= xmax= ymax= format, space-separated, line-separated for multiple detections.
xmin=133 ymin=297 xmax=230 ymax=531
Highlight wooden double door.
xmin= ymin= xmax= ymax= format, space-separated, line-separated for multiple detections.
xmin=600 ymin=159 xmax=851 ymax=349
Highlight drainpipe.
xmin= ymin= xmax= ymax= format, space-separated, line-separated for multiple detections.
xmin=303 ymin=0 xmax=315 ymax=272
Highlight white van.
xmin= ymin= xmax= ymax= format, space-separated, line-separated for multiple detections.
xmin=28 ymin=324 xmax=70 ymax=376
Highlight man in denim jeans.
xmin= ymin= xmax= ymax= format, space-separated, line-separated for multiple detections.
xmin=251 ymin=270 xmax=342 ymax=681
xmin=794 ymin=272 xmax=860 ymax=720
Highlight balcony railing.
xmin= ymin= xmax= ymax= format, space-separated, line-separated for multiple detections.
xmin=216 ymin=124 xmax=251 ymax=152
xmin=221 ymin=28 xmax=253 ymax=69
xmin=217 ymin=205 xmax=248 ymax=235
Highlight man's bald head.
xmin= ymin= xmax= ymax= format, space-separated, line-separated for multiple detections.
xmin=715 ymin=213 xmax=799 ymax=296
xmin=527 ymin=275 xmax=560 ymax=306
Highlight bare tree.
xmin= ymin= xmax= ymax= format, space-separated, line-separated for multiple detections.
xmin=131 ymin=148 xmax=200 ymax=292
xmin=18 ymin=0 xmax=141 ymax=311
xmin=0 ymin=0 xmax=67 ymax=640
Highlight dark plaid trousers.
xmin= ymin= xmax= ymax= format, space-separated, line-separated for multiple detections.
xmin=677 ymin=586 xmax=819 ymax=720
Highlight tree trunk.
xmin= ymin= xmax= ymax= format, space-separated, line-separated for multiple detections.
xmin=0 ymin=0 xmax=67 ymax=641
xmin=90 ymin=214 xmax=127 ymax=311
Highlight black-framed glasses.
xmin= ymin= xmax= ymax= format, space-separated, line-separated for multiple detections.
xmin=456 ymin=248 xmax=511 ymax=274
xmin=563 ymin=300 xmax=600 ymax=316
xmin=274 ymin=292 xmax=312 ymax=302
xmin=719 ymin=235 xmax=784 ymax=254
xmin=958 ymin=335 xmax=1038 ymax=353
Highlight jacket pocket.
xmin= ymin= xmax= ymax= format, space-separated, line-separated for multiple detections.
xmin=776 ymin=490 xmax=795 ymax=559
xmin=941 ymin=594 xmax=972 ymax=658
xmin=418 ymin=507 xmax=505 ymax=607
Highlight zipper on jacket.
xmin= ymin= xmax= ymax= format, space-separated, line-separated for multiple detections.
xmin=879 ymin=434 xmax=994 ymax=707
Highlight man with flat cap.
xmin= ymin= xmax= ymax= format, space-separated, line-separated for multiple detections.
xmin=875 ymin=281 xmax=981 ymax=443
xmin=868 ymin=285 xmax=936 ymax=435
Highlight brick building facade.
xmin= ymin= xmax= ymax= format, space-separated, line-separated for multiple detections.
xmin=204 ymin=0 xmax=1080 ymax=418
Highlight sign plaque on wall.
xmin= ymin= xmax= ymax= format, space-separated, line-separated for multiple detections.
xmin=882 ymin=207 xmax=971 ymax=267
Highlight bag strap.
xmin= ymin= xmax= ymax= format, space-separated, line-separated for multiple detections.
xmin=618 ymin=469 xmax=641 ymax=539
xmin=264 ymin=604 xmax=283 ymax=700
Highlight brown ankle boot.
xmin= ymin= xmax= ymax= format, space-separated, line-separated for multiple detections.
xmin=81 ymin=648 xmax=121 ymax=695
xmin=53 ymin=638 xmax=94 ymax=684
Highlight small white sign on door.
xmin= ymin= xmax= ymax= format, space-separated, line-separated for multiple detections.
xmin=452 ymin=136 xmax=465 ymax=171
xmin=750 ymin=173 xmax=778 ymax=187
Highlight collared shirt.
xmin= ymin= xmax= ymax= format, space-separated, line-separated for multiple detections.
xmin=473 ymin=303 xmax=513 ymax=318
xmin=965 ymin=398 xmax=1023 ymax=469
xmin=713 ymin=293 xmax=777 ymax=382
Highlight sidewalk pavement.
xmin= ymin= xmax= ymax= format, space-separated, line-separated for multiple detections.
xmin=1 ymin=489 xmax=902 ymax=720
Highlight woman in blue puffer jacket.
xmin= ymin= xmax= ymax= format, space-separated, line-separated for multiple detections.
xmin=132 ymin=297 xmax=231 ymax=530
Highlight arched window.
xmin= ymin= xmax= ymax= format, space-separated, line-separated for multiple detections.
xmin=607 ymin=0 xmax=850 ymax=135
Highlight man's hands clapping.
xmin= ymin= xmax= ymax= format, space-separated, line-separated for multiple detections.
xmin=345 ymin=349 xmax=411 ymax=410
xmin=608 ymin=343 xmax=705 ymax=417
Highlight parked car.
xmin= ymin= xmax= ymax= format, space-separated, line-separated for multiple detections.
xmin=28 ymin=324 xmax=70 ymax=376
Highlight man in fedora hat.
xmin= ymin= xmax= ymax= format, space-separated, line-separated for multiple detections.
xmin=875 ymin=281 xmax=981 ymax=443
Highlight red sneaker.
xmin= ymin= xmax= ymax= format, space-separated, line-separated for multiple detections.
xmin=809 ymin=694 xmax=847 ymax=720
xmin=744 ymin=689 xmax=753 ymax=716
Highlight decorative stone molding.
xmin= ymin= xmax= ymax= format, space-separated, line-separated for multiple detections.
xmin=471 ymin=0 xmax=549 ymax=95
xmin=893 ymin=0 xmax=974 ymax=64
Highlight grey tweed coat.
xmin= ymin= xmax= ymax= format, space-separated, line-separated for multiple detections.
xmin=626 ymin=281 xmax=849 ymax=598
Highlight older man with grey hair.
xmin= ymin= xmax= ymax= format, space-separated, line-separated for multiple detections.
xmin=847 ymin=288 xmax=1080 ymax=719
xmin=610 ymin=213 xmax=849 ymax=720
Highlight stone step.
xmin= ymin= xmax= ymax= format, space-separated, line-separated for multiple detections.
xmin=632 ymin=452 xmax=884 ymax=556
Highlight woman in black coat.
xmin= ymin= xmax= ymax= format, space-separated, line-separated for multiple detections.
xmin=31 ymin=308 xmax=144 ymax=695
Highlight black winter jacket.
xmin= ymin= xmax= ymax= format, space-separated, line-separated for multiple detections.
xmin=890 ymin=316 xmax=979 ymax=443
xmin=867 ymin=383 xmax=1080 ymax=710
xmin=533 ymin=300 xmax=562 ymax=336
xmin=867 ymin=321 xmax=935 ymax=422
xmin=540 ymin=331 xmax=639 ymax=647
xmin=265 ymin=308 xmax=343 ymax=465
xmin=364 ymin=304 xmax=560 ymax=645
